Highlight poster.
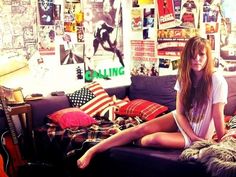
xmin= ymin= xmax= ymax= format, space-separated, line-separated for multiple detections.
xmin=158 ymin=57 xmax=179 ymax=76
xmin=179 ymin=0 xmax=199 ymax=28
xmin=157 ymin=0 xmax=176 ymax=29
xmin=173 ymin=0 xmax=182 ymax=20
xmin=60 ymin=40 xmax=84 ymax=65
xmin=143 ymin=8 xmax=155 ymax=39
xmin=38 ymin=0 xmax=54 ymax=25
xmin=38 ymin=25 xmax=55 ymax=55
xmin=0 ymin=0 xmax=37 ymax=58
xmin=202 ymin=0 xmax=219 ymax=23
xmin=64 ymin=0 xmax=84 ymax=42
xmin=130 ymin=40 xmax=158 ymax=76
xmin=83 ymin=0 xmax=124 ymax=82
xmin=131 ymin=9 xmax=142 ymax=31
xmin=157 ymin=28 xmax=199 ymax=56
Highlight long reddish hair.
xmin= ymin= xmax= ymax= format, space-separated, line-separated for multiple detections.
xmin=177 ymin=36 xmax=214 ymax=111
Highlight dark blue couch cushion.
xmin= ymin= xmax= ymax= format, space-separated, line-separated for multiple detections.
xmin=129 ymin=75 xmax=177 ymax=111
xmin=28 ymin=96 xmax=70 ymax=128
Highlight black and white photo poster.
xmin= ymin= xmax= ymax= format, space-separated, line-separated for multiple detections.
xmin=83 ymin=0 xmax=125 ymax=82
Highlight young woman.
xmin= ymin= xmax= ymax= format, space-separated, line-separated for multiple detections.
xmin=77 ymin=36 xmax=228 ymax=169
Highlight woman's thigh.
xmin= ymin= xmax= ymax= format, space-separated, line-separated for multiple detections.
xmin=137 ymin=112 xmax=178 ymax=135
xmin=139 ymin=132 xmax=185 ymax=149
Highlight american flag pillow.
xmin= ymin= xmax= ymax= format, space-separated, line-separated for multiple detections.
xmin=115 ymin=99 xmax=168 ymax=121
xmin=67 ymin=82 xmax=113 ymax=117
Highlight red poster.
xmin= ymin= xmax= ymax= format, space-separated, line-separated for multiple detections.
xmin=157 ymin=0 xmax=176 ymax=29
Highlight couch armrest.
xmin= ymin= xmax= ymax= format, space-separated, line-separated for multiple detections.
xmin=26 ymin=96 xmax=70 ymax=129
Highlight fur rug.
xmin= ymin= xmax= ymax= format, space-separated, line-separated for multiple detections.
xmin=179 ymin=129 xmax=236 ymax=177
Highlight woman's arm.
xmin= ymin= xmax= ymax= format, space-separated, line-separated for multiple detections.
xmin=212 ymin=102 xmax=226 ymax=141
xmin=175 ymin=91 xmax=204 ymax=142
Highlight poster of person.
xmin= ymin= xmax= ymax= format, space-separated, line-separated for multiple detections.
xmin=55 ymin=20 xmax=64 ymax=35
xmin=157 ymin=0 xmax=177 ymax=29
xmin=130 ymin=40 xmax=158 ymax=76
xmin=38 ymin=25 xmax=55 ymax=55
xmin=53 ymin=3 xmax=61 ymax=21
xmin=202 ymin=0 xmax=219 ymax=23
xmin=132 ymin=0 xmax=140 ymax=7
xmin=179 ymin=0 xmax=199 ymax=28
xmin=207 ymin=34 xmax=215 ymax=50
xmin=83 ymin=0 xmax=124 ymax=82
xmin=38 ymin=0 xmax=54 ymax=25
xmin=157 ymin=28 xmax=199 ymax=56
xmin=143 ymin=8 xmax=155 ymax=39
xmin=173 ymin=0 xmax=182 ymax=20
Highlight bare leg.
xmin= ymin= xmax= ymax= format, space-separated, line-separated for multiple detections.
xmin=136 ymin=132 xmax=185 ymax=149
xmin=77 ymin=112 xmax=181 ymax=169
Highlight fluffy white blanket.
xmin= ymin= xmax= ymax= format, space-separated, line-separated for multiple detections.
xmin=179 ymin=129 xmax=236 ymax=177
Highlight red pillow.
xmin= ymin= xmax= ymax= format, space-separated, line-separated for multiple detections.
xmin=48 ymin=108 xmax=97 ymax=129
xmin=115 ymin=99 xmax=168 ymax=121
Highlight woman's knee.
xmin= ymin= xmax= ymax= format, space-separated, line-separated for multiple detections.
xmin=139 ymin=133 xmax=169 ymax=147
xmin=133 ymin=123 xmax=152 ymax=137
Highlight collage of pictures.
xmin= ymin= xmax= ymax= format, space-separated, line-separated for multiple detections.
xmin=130 ymin=0 xmax=236 ymax=76
xmin=37 ymin=0 xmax=124 ymax=82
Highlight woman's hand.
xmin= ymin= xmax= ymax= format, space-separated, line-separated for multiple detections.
xmin=190 ymin=135 xmax=205 ymax=142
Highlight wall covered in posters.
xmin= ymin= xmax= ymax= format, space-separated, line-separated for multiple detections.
xmin=0 ymin=0 xmax=235 ymax=96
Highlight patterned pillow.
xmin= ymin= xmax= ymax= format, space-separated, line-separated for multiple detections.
xmin=115 ymin=99 xmax=168 ymax=121
xmin=67 ymin=82 xmax=113 ymax=117
xmin=48 ymin=108 xmax=97 ymax=129
xmin=98 ymin=95 xmax=130 ymax=121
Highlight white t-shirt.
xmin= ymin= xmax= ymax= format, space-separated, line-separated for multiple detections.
xmin=174 ymin=72 xmax=228 ymax=140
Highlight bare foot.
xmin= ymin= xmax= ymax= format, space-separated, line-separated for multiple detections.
xmin=77 ymin=150 xmax=94 ymax=169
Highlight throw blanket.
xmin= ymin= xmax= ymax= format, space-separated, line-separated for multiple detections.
xmin=35 ymin=116 xmax=143 ymax=157
xmin=179 ymin=128 xmax=236 ymax=177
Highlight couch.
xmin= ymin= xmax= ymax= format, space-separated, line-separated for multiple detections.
xmin=26 ymin=74 xmax=236 ymax=177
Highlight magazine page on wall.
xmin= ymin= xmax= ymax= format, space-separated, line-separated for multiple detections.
xmin=83 ymin=0 xmax=127 ymax=85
